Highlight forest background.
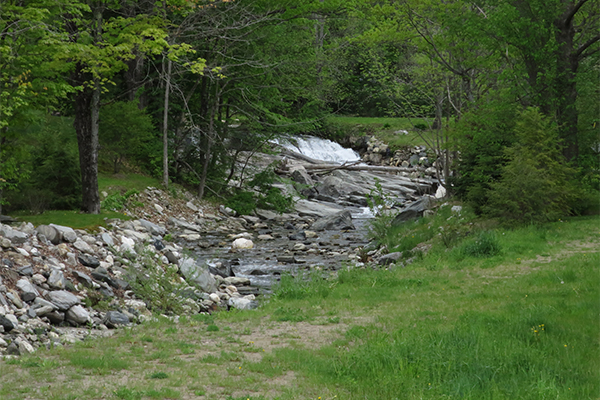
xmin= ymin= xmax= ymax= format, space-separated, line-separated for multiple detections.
xmin=1 ymin=0 xmax=598 ymax=224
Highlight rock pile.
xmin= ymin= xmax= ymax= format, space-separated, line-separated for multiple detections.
xmin=0 ymin=190 xmax=259 ymax=357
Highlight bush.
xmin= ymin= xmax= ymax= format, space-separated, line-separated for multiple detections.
xmin=485 ymin=108 xmax=577 ymax=224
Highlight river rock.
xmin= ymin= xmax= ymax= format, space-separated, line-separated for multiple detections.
xmin=16 ymin=278 xmax=39 ymax=302
xmin=179 ymin=258 xmax=218 ymax=293
xmin=66 ymin=305 xmax=90 ymax=325
xmin=290 ymin=165 xmax=314 ymax=186
xmin=228 ymin=297 xmax=258 ymax=310
xmin=392 ymin=196 xmax=434 ymax=225
xmin=78 ymin=253 xmax=100 ymax=268
xmin=73 ymin=238 xmax=94 ymax=254
xmin=103 ymin=311 xmax=130 ymax=328
xmin=224 ymin=277 xmax=251 ymax=286
xmin=0 ymin=225 xmax=27 ymax=244
xmin=378 ymin=252 xmax=403 ymax=266
xmin=311 ymin=210 xmax=355 ymax=231
xmin=47 ymin=290 xmax=80 ymax=311
xmin=138 ymin=219 xmax=166 ymax=236
xmin=294 ymin=199 xmax=344 ymax=218
xmin=0 ymin=315 xmax=15 ymax=332
xmin=232 ymin=238 xmax=253 ymax=250
xmin=47 ymin=270 xmax=66 ymax=290
xmin=50 ymin=224 xmax=77 ymax=243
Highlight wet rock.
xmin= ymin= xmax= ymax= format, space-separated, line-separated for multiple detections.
xmin=311 ymin=210 xmax=355 ymax=231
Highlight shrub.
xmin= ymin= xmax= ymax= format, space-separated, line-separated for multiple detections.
xmin=485 ymin=108 xmax=577 ymax=224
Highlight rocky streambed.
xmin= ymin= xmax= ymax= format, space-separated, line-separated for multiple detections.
xmin=0 ymin=137 xmax=443 ymax=357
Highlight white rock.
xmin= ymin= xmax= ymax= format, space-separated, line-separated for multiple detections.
xmin=232 ymin=238 xmax=253 ymax=250
xmin=154 ymin=204 xmax=164 ymax=213
xmin=227 ymin=297 xmax=256 ymax=310
xmin=257 ymin=234 xmax=274 ymax=241
xmin=0 ymin=337 xmax=7 ymax=347
xmin=186 ymin=201 xmax=199 ymax=212
xmin=66 ymin=305 xmax=91 ymax=325
xmin=73 ymin=238 xmax=94 ymax=254
xmin=229 ymin=232 xmax=252 ymax=240
xmin=19 ymin=340 xmax=35 ymax=355
xmin=16 ymin=248 xmax=30 ymax=257
xmin=209 ymin=293 xmax=220 ymax=303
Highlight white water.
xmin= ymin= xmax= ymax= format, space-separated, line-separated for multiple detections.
xmin=274 ymin=136 xmax=360 ymax=164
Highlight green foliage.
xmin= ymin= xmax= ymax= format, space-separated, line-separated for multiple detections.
xmin=485 ymin=108 xmax=578 ymax=224
xmin=226 ymin=167 xmax=294 ymax=215
xmin=98 ymin=101 xmax=156 ymax=174
xmin=451 ymin=100 xmax=518 ymax=214
xmin=272 ymin=272 xmax=334 ymax=301
xmin=459 ymin=231 xmax=502 ymax=258
xmin=101 ymin=189 xmax=139 ymax=212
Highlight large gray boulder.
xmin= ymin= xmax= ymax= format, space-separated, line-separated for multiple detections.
xmin=392 ymin=196 xmax=435 ymax=225
xmin=47 ymin=290 xmax=80 ymax=311
xmin=103 ymin=311 xmax=130 ymax=328
xmin=0 ymin=225 xmax=28 ymax=244
xmin=66 ymin=305 xmax=90 ymax=325
xmin=50 ymin=224 xmax=77 ymax=243
xmin=294 ymin=199 xmax=344 ymax=218
xmin=36 ymin=225 xmax=61 ymax=245
xmin=179 ymin=257 xmax=218 ymax=293
xmin=311 ymin=210 xmax=355 ymax=231
xmin=16 ymin=278 xmax=39 ymax=302
xmin=138 ymin=219 xmax=166 ymax=236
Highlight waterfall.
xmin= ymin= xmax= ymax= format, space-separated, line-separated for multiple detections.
xmin=274 ymin=136 xmax=360 ymax=164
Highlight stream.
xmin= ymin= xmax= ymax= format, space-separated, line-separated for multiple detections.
xmin=187 ymin=136 xmax=435 ymax=291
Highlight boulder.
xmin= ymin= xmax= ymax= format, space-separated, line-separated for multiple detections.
xmin=47 ymin=290 xmax=80 ymax=311
xmin=228 ymin=297 xmax=258 ymax=310
xmin=103 ymin=311 xmax=130 ymax=328
xmin=0 ymin=225 xmax=27 ymax=244
xmin=36 ymin=225 xmax=61 ymax=245
xmin=179 ymin=258 xmax=218 ymax=293
xmin=47 ymin=270 xmax=67 ymax=290
xmin=66 ymin=305 xmax=90 ymax=325
xmin=311 ymin=210 xmax=355 ymax=231
xmin=138 ymin=219 xmax=166 ymax=236
xmin=232 ymin=238 xmax=253 ymax=250
xmin=294 ymin=199 xmax=344 ymax=218
xmin=50 ymin=224 xmax=77 ymax=243
xmin=392 ymin=196 xmax=434 ymax=225
xmin=378 ymin=252 xmax=404 ymax=266
xmin=0 ymin=315 xmax=15 ymax=332
xmin=290 ymin=165 xmax=314 ymax=186
xmin=72 ymin=271 xmax=94 ymax=288
xmin=78 ymin=253 xmax=100 ymax=268
xmin=73 ymin=238 xmax=94 ymax=254
xmin=16 ymin=278 xmax=39 ymax=302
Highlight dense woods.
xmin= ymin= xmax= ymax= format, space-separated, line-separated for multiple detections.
xmin=1 ymin=0 xmax=598 ymax=222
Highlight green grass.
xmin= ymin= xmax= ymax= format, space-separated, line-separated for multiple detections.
xmin=12 ymin=209 xmax=129 ymax=230
xmin=98 ymin=172 xmax=162 ymax=194
xmin=0 ymin=215 xmax=597 ymax=399
xmin=326 ymin=116 xmax=431 ymax=149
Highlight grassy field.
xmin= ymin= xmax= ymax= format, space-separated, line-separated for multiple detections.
xmin=11 ymin=173 xmax=161 ymax=229
xmin=325 ymin=116 xmax=432 ymax=150
xmin=1 ymin=214 xmax=598 ymax=399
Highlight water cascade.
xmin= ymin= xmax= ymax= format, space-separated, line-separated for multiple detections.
xmin=273 ymin=136 xmax=360 ymax=164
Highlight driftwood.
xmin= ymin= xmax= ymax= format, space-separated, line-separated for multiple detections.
xmin=302 ymin=163 xmax=415 ymax=174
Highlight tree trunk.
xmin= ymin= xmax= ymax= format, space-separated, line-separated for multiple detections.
xmin=198 ymin=87 xmax=220 ymax=199
xmin=554 ymin=1 xmax=580 ymax=162
xmin=162 ymin=56 xmax=172 ymax=188
xmin=74 ymin=70 xmax=101 ymax=214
